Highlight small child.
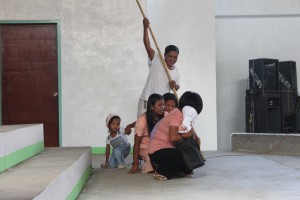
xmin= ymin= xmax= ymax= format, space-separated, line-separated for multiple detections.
xmin=178 ymin=106 xmax=206 ymax=161
xmin=163 ymin=93 xmax=178 ymax=113
xmin=178 ymin=106 xmax=197 ymax=134
xmin=101 ymin=113 xmax=131 ymax=169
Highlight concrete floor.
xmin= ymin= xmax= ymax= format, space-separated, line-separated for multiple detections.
xmin=77 ymin=151 xmax=300 ymax=200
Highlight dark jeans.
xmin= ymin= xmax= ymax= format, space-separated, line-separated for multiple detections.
xmin=149 ymin=148 xmax=187 ymax=179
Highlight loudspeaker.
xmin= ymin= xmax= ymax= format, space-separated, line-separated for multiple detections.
xmin=249 ymin=59 xmax=279 ymax=92
xmin=246 ymin=91 xmax=282 ymax=133
xmin=296 ymin=109 xmax=300 ymax=132
xmin=279 ymin=61 xmax=298 ymax=117
xmin=284 ymin=113 xmax=297 ymax=132
xmin=284 ymin=97 xmax=300 ymax=133
xmin=281 ymin=91 xmax=297 ymax=116
xmin=278 ymin=61 xmax=298 ymax=92
xmin=245 ymin=92 xmax=254 ymax=133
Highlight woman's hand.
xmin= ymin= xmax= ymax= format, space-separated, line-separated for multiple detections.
xmin=125 ymin=125 xmax=132 ymax=134
xmin=128 ymin=135 xmax=142 ymax=174
xmin=128 ymin=164 xmax=139 ymax=174
xmin=101 ymin=162 xmax=109 ymax=169
xmin=125 ymin=121 xmax=136 ymax=135
xmin=169 ymin=126 xmax=194 ymax=143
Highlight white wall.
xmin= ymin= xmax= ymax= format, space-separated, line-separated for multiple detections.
xmin=148 ymin=0 xmax=217 ymax=150
xmin=0 ymin=0 xmax=218 ymax=150
xmin=216 ymin=0 xmax=300 ymax=150
xmin=60 ymin=0 xmax=147 ymax=147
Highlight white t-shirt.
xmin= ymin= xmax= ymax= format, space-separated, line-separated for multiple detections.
xmin=106 ymin=128 xmax=129 ymax=145
xmin=139 ymin=51 xmax=180 ymax=101
xmin=178 ymin=106 xmax=198 ymax=134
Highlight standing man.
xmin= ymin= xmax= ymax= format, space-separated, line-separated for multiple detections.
xmin=137 ymin=18 xmax=180 ymax=117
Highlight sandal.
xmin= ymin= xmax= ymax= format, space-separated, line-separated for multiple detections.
xmin=153 ymin=174 xmax=167 ymax=181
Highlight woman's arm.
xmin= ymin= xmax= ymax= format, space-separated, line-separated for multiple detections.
xmin=169 ymin=126 xmax=193 ymax=143
xmin=128 ymin=134 xmax=142 ymax=174
xmin=125 ymin=121 xmax=136 ymax=135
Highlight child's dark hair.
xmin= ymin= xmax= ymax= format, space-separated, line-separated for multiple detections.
xmin=146 ymin=93 xmax=164 ymax=136
xmin=179 ymin=91 xmax=203 ymax=114
xmin=163 ymin=93 xmax=178 ymax=108
xmin=165 ymin=45 xmax=179 ymax=55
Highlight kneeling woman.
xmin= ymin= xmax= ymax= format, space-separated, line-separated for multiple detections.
xmin=129 ymin=93 xmax=166 ymax=174
xmin=149 ymin=91 xmax=203 ymax=180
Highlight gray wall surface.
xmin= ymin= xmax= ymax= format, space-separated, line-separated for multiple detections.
xmin=216 ymin=0 xmax=300 ymax=150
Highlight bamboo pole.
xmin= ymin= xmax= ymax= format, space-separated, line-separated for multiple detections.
xmin=136 ymin=0 xmax=179 ymax=101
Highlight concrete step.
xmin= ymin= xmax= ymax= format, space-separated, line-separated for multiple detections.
xmin=0 ymin=124 xmax=44 ymax=172
xmin=231 ymin=132 xmax=300 ymax=155
xmin=0 ymin=147 xmax=92 ymax=200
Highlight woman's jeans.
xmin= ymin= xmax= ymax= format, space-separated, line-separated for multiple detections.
xmin=109 ymin=142 xmax=131 ymax=168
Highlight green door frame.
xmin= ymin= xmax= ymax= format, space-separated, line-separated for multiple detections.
xmin=0 ymin=20 xmax=62 ymax=146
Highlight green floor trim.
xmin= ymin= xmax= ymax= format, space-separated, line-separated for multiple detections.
xmin=66 ymin=165 xmax=92 ymax=200
xmin=92 ymin=147 xmax=133 ymax=154
xmin=0 ymin=157 xmax=5 ymax=172
xmin=5 ymin=141 xmax=44 ymax=169
xmin=92 ymin=147 xmax=106 ymax=154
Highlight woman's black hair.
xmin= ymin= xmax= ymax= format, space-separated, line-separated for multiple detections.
xmin=163 ymin=93 xmax=178 ymax=108
xmin=178 ymin=91 xmax=203 ymax=114
xmin=146 ymin=93 xmax=164 ymax=136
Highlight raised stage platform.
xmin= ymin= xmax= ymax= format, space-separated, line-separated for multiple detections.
xmin=0 ymin=147 xmax=92 ymax=200
xmin=0 ymin=124 xmax=92 ymax=199
xmin=0 ymin=124 xmax=44 ymax=172
xmin=231 ymin=132 xmax=300 ymax=155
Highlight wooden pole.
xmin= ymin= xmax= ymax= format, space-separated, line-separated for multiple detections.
xmin=136 ymin=0 xmax=179 ymax=101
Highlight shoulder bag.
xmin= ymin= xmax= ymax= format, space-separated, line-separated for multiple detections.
xmin=175 ymin=134 xmax=205 ymax=172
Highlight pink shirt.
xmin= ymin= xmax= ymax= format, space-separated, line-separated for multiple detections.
xmin=135 ymin=112 xmax=168 ymax=150
xmin=135 ymin=113 xmax=149 ymax=150
xmin=149 ymin=108 xmax=183 ymax=154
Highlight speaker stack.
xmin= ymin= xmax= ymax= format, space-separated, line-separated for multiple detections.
xmin=279 ymin=61 xmax=299 ymax=132
xmin=246 ymin=59 xmax=299 ymax=133
xmin=246 ymin=58 xmax=282 ymax=133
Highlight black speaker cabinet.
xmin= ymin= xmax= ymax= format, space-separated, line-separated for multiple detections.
xmin=286 ymin=96 xmax=300 ymax=133
xmin=279 ymin=61 xmax=298 ymax=117
xmin=279 ymin=61 xmax=298 ymax=92
xmin=246 ymin=91 xmax=282 ymax=133
xmin=296 ymin=108 xmax=300 ymax=132
xmin=249 ymin=59 xmax=279 ymax=92
xmin=281 ymin=91 xmax=297 ymax=116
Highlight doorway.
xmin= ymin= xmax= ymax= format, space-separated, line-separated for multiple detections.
xmin=1 ymin=23 xmax=60 ymax=147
